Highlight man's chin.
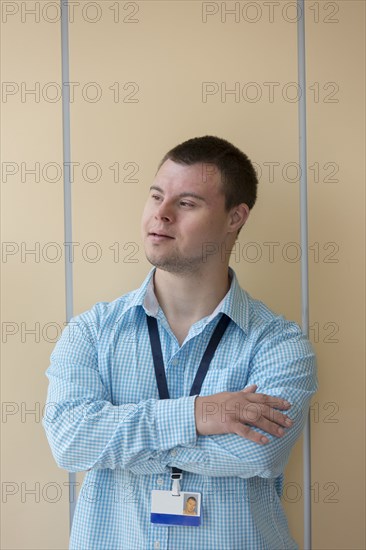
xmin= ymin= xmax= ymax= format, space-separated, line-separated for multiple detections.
xmin=145 ymin=257 xmax=176 ymax=272
xmin=145 ymin=253 xmax=170 ymax=270
xmin=145 ymin=253 xmax=202 ymax=276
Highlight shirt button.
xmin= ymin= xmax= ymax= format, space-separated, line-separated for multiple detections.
xmin=170 ymin=449 xmax=177 ymax=457
xmin=154 ymin=542 xmax=160 ymax=549
xmin=157 ymin=478 xmax=164 ymax=486
xmin=171 ymin=358 xmax=178 ymax=366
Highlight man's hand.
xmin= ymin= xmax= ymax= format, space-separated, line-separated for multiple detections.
xmin=194 ymin=384 xmax=293 ymax=445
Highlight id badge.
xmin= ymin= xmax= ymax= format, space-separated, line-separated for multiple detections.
xmin=151 ymin=490 xmax=201 ymax=526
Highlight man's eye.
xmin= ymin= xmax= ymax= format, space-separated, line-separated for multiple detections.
xmin=151 ymin=194 xmax=161 ymax=200
xmin=180 ymin=201 xmax=194 ymax=207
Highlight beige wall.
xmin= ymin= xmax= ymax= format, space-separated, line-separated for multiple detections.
xmin=1 ymin=1 xmax=365 ymax=548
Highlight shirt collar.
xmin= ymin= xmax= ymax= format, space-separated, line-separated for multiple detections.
xmin=115 ymin=266 xmax=250 ymax=335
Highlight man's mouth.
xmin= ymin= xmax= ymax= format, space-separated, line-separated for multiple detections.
xmin=148 ymin=232 xmax=174 ymax=239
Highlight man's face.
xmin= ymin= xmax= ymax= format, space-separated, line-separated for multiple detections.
xmin=186 ymin=498 xmax=196 ymax=513
xmin=141 ymin=159 xmax=236 ymax=275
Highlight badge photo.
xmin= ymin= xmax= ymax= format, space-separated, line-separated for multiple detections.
xmin=151 ymin=491 xmax=201 ymax=526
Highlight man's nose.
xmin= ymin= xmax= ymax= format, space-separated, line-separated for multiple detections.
xmin=155 ymin=200 xmax=173 ymax=221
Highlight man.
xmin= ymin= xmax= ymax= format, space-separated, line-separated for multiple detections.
xmin=183 ymin=496 xmax=197 ymax=515
xmin=43 ymin=135 xmax=317 ymax=549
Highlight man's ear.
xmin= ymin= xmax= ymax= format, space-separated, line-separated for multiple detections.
xmin=229 ymin=203 xmax=250 ymax=233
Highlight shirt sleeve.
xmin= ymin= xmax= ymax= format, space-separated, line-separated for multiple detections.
xmin=42 ymin=306 xmax=198 ymax=473
xmin=165 ymin=318 xmax=318 ymax=478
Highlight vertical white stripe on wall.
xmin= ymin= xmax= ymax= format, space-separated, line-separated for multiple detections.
xmin=297 ymin=1 xmax=312 ymax=548
xmin=60 ymin=0 xmax=76 ymax=532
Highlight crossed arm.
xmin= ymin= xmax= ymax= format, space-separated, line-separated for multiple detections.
xmin=42 ymin=311 xmax=317 ymax=479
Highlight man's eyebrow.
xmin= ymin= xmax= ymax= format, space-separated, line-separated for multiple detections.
xmin=149 ymin=185 xmax=207 ymax=202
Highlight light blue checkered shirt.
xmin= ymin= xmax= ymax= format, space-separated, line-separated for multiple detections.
xmin=43 ymin=266 xmax=317 ymax=550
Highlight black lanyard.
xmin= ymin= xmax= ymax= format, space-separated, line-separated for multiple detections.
xmin=146 ymin=312 xmax=231 ymax=477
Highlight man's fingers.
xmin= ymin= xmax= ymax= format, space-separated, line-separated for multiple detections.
xmin=239 ymin=401 xmax=293 ymax=428
xmin=232 ymin=409 xmax=292 ymax=441
xmin=241 ymin=384 xmax=257 ymax=394
xmin=195 ymin=390 xmax=293 ymax=438
xmin=233 ymin=423 xmax=269 ymax=445
xmin=262 ymin=405 xmax=293 ymax=427
xmin=245 ymin=392 xmax=291 ymax=410
xmin=251 ymin=415 xmax=288 ymax=438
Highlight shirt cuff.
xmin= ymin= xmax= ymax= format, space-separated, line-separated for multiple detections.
xmin=155 ymin=395 xmax=198 ymax=450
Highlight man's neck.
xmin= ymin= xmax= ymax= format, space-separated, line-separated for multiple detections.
xmin=153 ymin=266 xmax=231 ymax=324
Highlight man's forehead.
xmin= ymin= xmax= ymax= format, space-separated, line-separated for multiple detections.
xmin=155 ymin=159 xmax=222 ymax=188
